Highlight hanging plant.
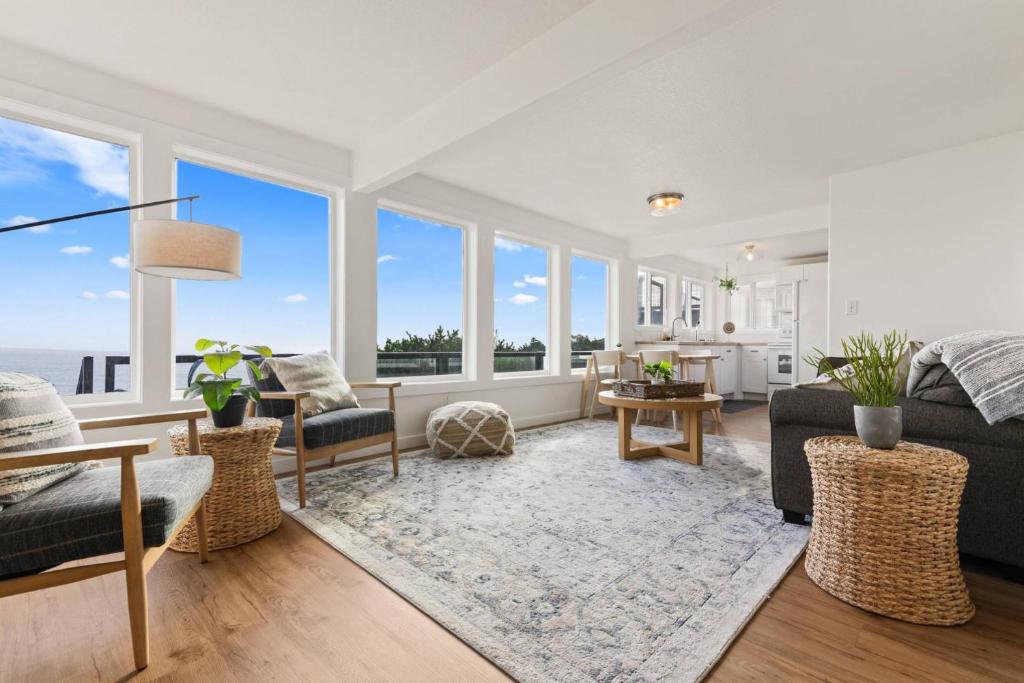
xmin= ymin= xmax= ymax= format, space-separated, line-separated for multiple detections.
xmin=714 ymin=266 xmax=740 ymax=295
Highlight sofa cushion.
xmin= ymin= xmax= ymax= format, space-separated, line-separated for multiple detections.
xmin=263 ymin=352 xmax=359 ymax=416
xmin=276 ymin=408 xmax=394 ymax=450
xmin=0 ymin=372 xmax=88 ymax=510
xmin=908 ymin=363 xmax=974 ymax=407
xmin=0 ymin=455 xmax=213 ymax=578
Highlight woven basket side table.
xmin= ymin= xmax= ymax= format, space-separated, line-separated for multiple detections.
xmin=804 ymin=436 xmax=974 ymax=625
xmin=169 ymin=417 xmax=283 ymax=552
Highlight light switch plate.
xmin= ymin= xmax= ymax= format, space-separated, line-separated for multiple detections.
xmin=845 ymin=299 xmax=859 ymax=315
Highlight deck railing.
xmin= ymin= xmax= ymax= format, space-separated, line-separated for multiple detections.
xmin=75 ymin=350 xmax=598 ymax=393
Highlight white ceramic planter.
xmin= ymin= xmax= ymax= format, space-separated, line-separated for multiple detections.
xmin=853 ymin=405 xmax=903 ymax=449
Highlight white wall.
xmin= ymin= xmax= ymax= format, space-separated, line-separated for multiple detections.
xmin=0 ymin=43 xmax=635 ymax=471
xmin=829 ymin=130 xmax=1024 ymax=349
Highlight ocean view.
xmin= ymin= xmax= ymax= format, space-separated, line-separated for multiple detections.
xmin=0 ymin=348 xmax=200 ymax=395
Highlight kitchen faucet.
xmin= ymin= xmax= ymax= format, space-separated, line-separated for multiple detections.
xmin=671 ymin=316 xmax=688 ymax=340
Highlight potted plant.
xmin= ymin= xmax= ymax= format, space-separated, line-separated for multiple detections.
xmin=184 ymin=338 xmax=273 ymax=428
xmin=804 ymin=330 xmax=908 ymax=449
xmin=714 ymin=265 xmax=740 ymax=295
xmin=642 ymin=360 xmax=674 ymax=385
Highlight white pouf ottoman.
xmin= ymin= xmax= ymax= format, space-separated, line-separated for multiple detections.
xmin=426 ymin=401 xmax=515 ymax=458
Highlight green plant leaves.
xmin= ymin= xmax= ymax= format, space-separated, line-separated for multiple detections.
xmin=203 ymin=350 xmax=243 ymax=376
xmin=803 ymin=330 xmax=908 ymax=407
xmin=245 ymin=359 xmax=264 ymax=381
xmin=246 ymin=345 xmax=273 ymax=358
xmin=194 ymin=338 xmax=221 ymax=352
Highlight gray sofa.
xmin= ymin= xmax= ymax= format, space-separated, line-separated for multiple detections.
xmin=770 ymin=387 xmax=1024 ymax=570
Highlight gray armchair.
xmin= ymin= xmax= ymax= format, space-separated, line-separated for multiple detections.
xmin=0 ymin=407 xmax=213 ymax=671
xmin=247 ymin=365 xmax=400 ymax=508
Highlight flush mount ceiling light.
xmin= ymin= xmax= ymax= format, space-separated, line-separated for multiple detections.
xmin=744 ymin=244 xmax=756 ymax=261
xmin=647 ymin=192 xmax=684 ymax=217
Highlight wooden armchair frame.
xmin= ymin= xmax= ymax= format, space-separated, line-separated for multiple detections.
xmin=0 ymin=408 xmax=210 ymax=671
xmin=248 ymin=381 xmax=401 ymax=509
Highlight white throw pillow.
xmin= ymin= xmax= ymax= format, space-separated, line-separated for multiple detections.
xmin=263 ymin=352 xmax=359 ymax=416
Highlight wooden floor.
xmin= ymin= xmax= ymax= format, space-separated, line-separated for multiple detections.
xmin=3 ymin=405 xmax=1024 ymax=682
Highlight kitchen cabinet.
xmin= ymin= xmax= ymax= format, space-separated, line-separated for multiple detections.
xmin=741 ymin=345 xmax=768 ymax=394
xmin=681 ymin=346 xmax=737 ymax=396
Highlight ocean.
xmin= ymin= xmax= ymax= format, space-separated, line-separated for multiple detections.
xmin=0 ymin=348 xmax=198 ymax=396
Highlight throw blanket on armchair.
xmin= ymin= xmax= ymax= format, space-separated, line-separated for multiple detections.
xmin=907 ymin=331 xmax=1024 ymax=425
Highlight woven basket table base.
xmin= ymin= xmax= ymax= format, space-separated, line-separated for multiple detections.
xmin=804 ymin=436 xmax=974 ymax=625
xmin=169 ymin=417 xmax=283 ymax=552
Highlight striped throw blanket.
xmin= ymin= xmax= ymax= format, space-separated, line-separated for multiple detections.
xmin=907 ymin=331 xmax=1024 ymax=425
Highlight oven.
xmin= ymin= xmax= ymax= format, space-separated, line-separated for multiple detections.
xmin=767 ymin=344 xmax=793 ymax=386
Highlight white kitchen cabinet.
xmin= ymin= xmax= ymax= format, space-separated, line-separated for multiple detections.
xmin=741 ymin=345 xmax=768 ymax=394
xmin=681 ymin=346 xmax=737 ymax=396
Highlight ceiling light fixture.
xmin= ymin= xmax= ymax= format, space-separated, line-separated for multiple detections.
xmin=647 ymin=192 xmax=684 ymax=217
xmin=744 ymin=244 xmax=756 ymax=261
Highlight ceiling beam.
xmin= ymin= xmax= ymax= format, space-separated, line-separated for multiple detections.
xmin=351 ymin=0 xmax=780 ymax=192
xmin=629 ymin=204 xmax=829 ymax=258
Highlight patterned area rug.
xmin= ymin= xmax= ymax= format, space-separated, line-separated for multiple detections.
xmin=277 ymin=420 xmax=808 ymax=682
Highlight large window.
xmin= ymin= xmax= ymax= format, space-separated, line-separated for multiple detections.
xmin=174 ymin=160 xmax=330 ymax=388
xmin=570 ymin=255 xmax=609 ymax=369
xmin=0 ymin=115 xmax=132 ymax=396
xmin=494 ymin=236 xmax=549 ymax=373
xmin=635 ymin=268 xmax=667 ymax=326
xmin=730 ymin=279 xmax=777 ymax=330
xmin=680 ymin=279 xmax=706 ymax=329
xmin=377 ymin=207 xmax=465 ymax=378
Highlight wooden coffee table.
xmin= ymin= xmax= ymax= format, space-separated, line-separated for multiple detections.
xmin=598 ymin=390 xmax=723 ymax=465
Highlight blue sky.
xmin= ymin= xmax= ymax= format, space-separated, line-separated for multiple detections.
xmin=0 ymin=115 xmax=132 ymax=352
xmin=175 ymin=161 xmax=330 ymax=354
xmin=378 ymin=210 xmax=608 ymax=347
xmin=1 ymin=114 xmax=607 ymax=360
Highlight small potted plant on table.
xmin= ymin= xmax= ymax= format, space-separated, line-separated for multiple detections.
xmin=184 ymin=338 xmax=273 ymax=428
xmin=643 ymin=360 xmax=674 ymax=385
xmin=804 ymin=330 xmax=908 ymax=449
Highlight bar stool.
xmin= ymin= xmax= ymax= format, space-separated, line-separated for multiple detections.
xmin=679 ymin=353 xmax=723 ymax=423
xmin=579 ymin=350 xmax=626 ymax=418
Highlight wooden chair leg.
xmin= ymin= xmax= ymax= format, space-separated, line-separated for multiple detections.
xmin=705 ymin=359 xmax=722 ymax=423
xmin=391 ymin=432 xmax=400 ymax=476
xmin=296 ymin=448 xmax=307 ymax=509
xmin=195 ymin=499 xmax=209 ymax=564
xmin=329 ymin=456 xmax=337 ymax=467
xmin=120 ymin=458 xmax=149 ymax=670
xmin=579 ymin=358 xmax=593 ymax=418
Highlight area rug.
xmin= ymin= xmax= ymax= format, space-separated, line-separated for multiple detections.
xmin=719 ymin=399 xmax=768 ymax=414
xmin=276 ymin=420 xmax=809 ymax=682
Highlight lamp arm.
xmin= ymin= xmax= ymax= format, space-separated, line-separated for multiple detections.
xmin=0 ymin=196 xmax=200 ymax=235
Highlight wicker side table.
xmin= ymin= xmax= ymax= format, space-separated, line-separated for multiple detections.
xmin=804 ymin=436 xmax=974 ymax=625
xmin=169 ymin=417 xmax=283 ymax=552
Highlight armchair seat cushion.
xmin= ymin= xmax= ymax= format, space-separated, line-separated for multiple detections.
xmin=277 ymin=408 xmax=394 ymax=450
xmin=0 ymin=455 xmax=213 ymax=578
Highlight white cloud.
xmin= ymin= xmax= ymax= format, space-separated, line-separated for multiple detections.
xmin=280 ymin=293 xmax=308 ymax=303
xmin=513 ymin=280 xmax=527 ymax=288
xmin=59 ymin=245 xmax=92 ymax=255
xmin=494 ymin=237 xmax=523 ymax=252
xmin=4 ymin=215 xmax=48 ymax=233
xmin=509 ymin=293 xmax=538 ymax=305
xmin=104 ymin=289 xmax=130 ymax=300
xmin=524 ymin=274 xmax=547 ymax=287
xmin=81 ymin=290 xmax=98 ymax=300
xmin=0 ymin=118 xmax=129 ymax=199
xmin=377 ymin=254 xmax=399 ymax=264
xmin=109 ymin=254 xmax=130 ymax=268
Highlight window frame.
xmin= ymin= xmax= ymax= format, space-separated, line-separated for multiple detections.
xmin=680 ymin=277 xmax=709 ymax=330
xmin=727 ymin=276 xmax=779 ymax=331
xmin=492 ymin=230 xmax=554 ymax=378
xmin=0 ymin=103 xmax=143 ymax=406
xmin=170 ymin=147 xmax=340 ymax=399
xmin=635 ymin=266 xmax=673 ymax=328
xmin=375 ymin=199 xmax=473 ymax=384
xmin=569 ymin=250 xmax=612 ymax=374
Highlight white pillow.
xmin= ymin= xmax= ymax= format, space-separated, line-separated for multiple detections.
xmin=263 ymin=352 xmax=359 ymax=416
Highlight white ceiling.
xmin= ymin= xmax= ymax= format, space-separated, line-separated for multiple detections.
xmin=680 ymin=229 xmax=828 ymax=268
xmin=0 ymin=0 xmax=591 ymax=149
xmin=1 ymin=0 xmax=1023 ymax=256
xmin=422 ymin=0 xmax=1024 ymax=240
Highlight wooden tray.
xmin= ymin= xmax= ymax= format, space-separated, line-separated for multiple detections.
xmin=612 ymin=380 xmax=704 ymax=399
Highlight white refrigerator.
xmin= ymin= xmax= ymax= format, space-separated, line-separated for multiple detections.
xmin=793 ymin=269 xmax=829 ymax=384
